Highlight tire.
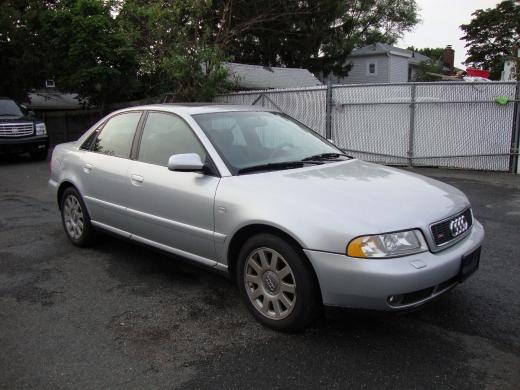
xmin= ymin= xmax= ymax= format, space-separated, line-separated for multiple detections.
xmin=30 ymin=148 xmax=48 ymax=161
xmin=60 ymin=187 xmax=95 ymax=246
xmin=236 ymin=233 xmax=321 ymax=332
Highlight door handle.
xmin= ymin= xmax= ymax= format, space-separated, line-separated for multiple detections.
xmin=83 ymin=163 xmax=93 ymax=173
xmin=131 ymin=174 xmax=144 ymax=185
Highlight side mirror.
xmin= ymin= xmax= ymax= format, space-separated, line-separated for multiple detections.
xmin=28 ymin=111 xmax=36 ymax=117
xmin=168 ymin=153 xmax=204 ymax=172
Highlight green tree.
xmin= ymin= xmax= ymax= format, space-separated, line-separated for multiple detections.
xmin=406 ymin=46 xmax=445 ymax=81
xmin=407 ymin=47 xmax=445 ymax=62
xmin=117 ymin=0 xmax=229 ymax=101
xmin=461 ymin=0 xmax=520 ymax=80
xmin=215 ymin=0 xmax=419 ymax=77
xmin=43 ymin=0 xmax=140 ymax=108
xmin=0 ymin=0 xmax=140 ymax=106
xmin=413 ymin=61 xmax=444 ymax=82
xmin=0 ymin=1 xmax=54 ymax=100
xmin=1 ymin=0 xmax=419 ymax=104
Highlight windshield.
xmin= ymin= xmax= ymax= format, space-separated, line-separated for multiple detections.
xmin=193 ymin=111 xmax=342 ymax=173
xmin=0 ymin=99 xmax=24 ymax=117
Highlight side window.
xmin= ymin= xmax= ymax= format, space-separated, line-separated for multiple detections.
xmin=138 ymin=112 xmax=206 ymax=167
xmin=91 ymin=112 xmax=141 ymax=158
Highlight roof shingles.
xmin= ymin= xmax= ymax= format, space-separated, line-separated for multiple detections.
xmin=225 ymin=62 xmax=322 ymax=90
xmin=350 ymin=43 xmax=430 ymax=64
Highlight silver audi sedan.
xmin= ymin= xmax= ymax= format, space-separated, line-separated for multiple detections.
xmin=49 ymin=104 xmax=484 ymax=331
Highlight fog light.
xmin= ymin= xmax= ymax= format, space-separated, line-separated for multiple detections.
xmin=387 ymin=294 xmax=404 ymax=305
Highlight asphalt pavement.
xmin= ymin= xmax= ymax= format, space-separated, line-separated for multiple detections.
xmin=0 ymin=155 xmax=519 ymax=389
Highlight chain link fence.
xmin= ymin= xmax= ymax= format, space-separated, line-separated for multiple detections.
xmin=214 ymin=86 xmax=328 ymax=137
xmin=215 ymin=81 xmax=520 ymax=172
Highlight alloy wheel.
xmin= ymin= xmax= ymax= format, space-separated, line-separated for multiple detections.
xmin=243 ymin=247 xmax=297 ymax=320
xmin=63 ymin=194 xmax=84 ymax=240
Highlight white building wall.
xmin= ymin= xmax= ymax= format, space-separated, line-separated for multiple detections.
xmin=331 ymin=55 xmax=390 ymax=84
xmin=388 ymin=55 xmax=410 ymax=83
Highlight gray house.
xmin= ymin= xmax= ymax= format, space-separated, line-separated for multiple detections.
xmin=224 ymin=62 xmax=323 ymax=90
xmin=325 ymin=43 xmax=430 ymax=85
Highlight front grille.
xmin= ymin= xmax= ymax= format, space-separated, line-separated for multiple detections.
xmin=430 ymin=208 xmax=473 ymax=247
xmin=0 ymin=123 xmax=34 ymax=137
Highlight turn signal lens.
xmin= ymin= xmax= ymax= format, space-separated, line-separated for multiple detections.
xmin=347 ymin=230 xmax=428 ymax=258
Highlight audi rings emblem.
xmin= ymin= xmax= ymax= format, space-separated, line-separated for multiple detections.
xmin=449 ymin=215 xmax=468 ymax=237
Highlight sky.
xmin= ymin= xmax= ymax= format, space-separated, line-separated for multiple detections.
xmin=398 ymin=0 xmax=501 ymax=68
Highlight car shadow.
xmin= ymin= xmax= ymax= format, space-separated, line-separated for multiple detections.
xmin=57 ymin=229 xmax=513 ymax=389
xmin=90 ymin=229 xmax=476 ymax=334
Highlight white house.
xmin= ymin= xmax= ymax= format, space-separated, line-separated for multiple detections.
xmin=324 ymin=43 xmax=431 ymax=85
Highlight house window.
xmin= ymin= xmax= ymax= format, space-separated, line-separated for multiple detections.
xmin=367 ymin=61 xmax=377 ymax=76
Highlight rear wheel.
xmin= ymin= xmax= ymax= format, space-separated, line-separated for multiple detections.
xmin=236 ymin=233 xmax=321 ymax=331
xmin=60 ymin=187 xmax=95 ymax=246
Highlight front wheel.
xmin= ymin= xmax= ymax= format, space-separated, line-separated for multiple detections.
xmin=236 ymin=233 xmax=321 ymax=331
xmin=60 ymin=187 xmax=95 ymax=246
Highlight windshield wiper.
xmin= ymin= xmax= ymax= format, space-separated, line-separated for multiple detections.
xmin=237 ymin=161 xmax=305 ymax=174
xmin=301 ymin=152 xmax=351 ymax=162
xmin=0 ymin=114 xmax=19 ymax=117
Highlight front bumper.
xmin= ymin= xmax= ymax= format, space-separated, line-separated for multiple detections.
xmin=304 ymin=220 xmax=484 ymax=310
xmin=0 ymin=135 xmax=49 ymax=153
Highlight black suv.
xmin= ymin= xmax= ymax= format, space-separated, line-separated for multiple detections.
xmin=0 ymin=97 xmax=49 ymax=160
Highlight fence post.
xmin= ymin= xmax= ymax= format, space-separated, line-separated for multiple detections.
xmin=408 ymin=83 xmax=417 ymax=167
xmin=511 ymin=81 xmax=520 ymax=174
xmin=325 ymin=80 xmax=332 ymax=140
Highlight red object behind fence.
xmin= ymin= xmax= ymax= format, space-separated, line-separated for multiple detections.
xmin=466 ymin=68 xmax=490 ymax=78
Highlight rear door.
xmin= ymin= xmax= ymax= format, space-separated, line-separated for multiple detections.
xmin=126 ymin=111 xmax=220 ymax=262
xmin=79 ymin=111 xmax=142 ymax=233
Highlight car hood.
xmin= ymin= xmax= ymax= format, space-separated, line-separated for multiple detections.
xmin=0 ymin=115 xmax=39 ymax=123
xmin=217 ymin=159 xmax=470 ymax=252
xmin=284 ymin=159 xmax=469 ymax=226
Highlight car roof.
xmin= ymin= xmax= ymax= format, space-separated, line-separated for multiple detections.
xmin=121 ymin=103 xmax=276 ymax=116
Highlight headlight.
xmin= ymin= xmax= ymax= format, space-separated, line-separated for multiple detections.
xmin=35 ymin=123 xmax=47 ymax=136
xmin=347 ymin=229 xmax=428 ymax=258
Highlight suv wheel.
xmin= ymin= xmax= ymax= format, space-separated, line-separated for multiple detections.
xmin=236 ymin=233 xmax=321 ymax=331
xmin=60 ymin=187 xmax=95 ymax=246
